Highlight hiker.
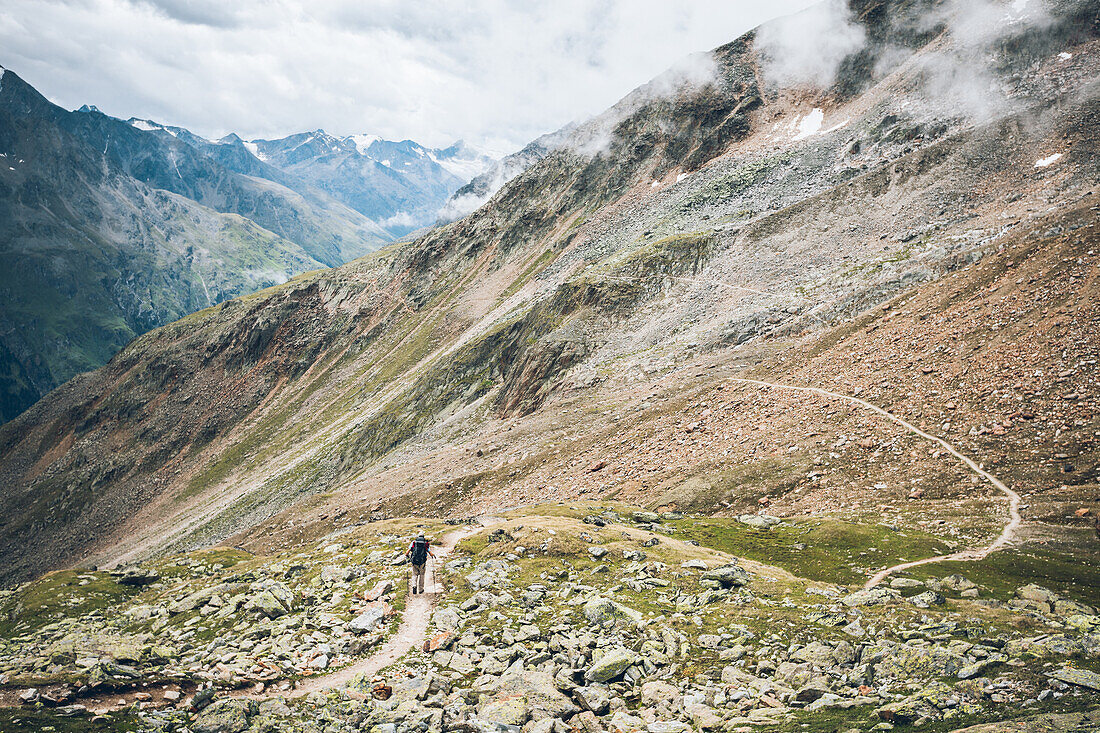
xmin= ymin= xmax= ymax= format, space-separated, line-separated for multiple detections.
xmin=405 ymin=530 xmax=434 ymax=594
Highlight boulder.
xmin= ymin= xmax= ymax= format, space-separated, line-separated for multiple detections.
xmin=940 ymin=574 xmax=976 ymax=591
xmin=875 ymin=643 xmax=964 ymax=679
xmin=112 ymin=567 xmax=161 ymax=586
xmin=582 ymin=597 xmax=642 ymax=625
xmin=574 ymin=685 xmax=610 ymax=715
xmin=349 ymin=601 xmax=392 ymax=633
xmin=792 ymin=642 xmax=837 ymax=667
xmin=478 ymin=696 xmax=528 ymax=727
xmin=247 ymin=581 xmax=295 ymax=618
xmin=632 ymin=511 xmax=660 ymax=523
xmin=738 ymin=514 xmax=782 ymax=529
xmin=842 ymin=587 xmax=900 ymax=607
xmin=586 ymin=647 xmax=639 ymax=683
xmin=909 ymin=590 xmax=946 ymax=608
xmin=434 ymin=607 xmax=461 ymax=631
xmin=193 ymin=699 xmax=252 ymax=733
xmin=608 ymin=710 xmax=646 ymax=733
xmin=495 ymin=670 xmax=578 ymax=719
xmin=889 ymin=577 xmax=924 ymax=589
xmin=701 ymin=564 xmax=750 ymax=588
xmin=168 ymin=583 xmax=247 ymax=614
xmin=1049 ymin=667 xmax=1100 ymax=691
xmin=876 ymin=695 xmax=934 ymax=724
xmin=958 ymin=654 xmax=1005 ymax=680
xmin=1015 ymin=584 xmax=1058 ymax=608
xmin=588 ymin=546 xmax=609 ymax=560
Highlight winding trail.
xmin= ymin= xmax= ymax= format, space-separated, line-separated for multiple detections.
xmin=727 ymin=378 xmax=1023 ymax=589
xmin=285 ymin=523 xmax=481 ymax=696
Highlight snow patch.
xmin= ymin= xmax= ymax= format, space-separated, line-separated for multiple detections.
xmin=347 ymin=134 xmax=380 ymax=156
xmin=1058 ymin=52 xmax=1073 ymax=60
xmin=650 ymin=180 xmax=662 ymax=188
xmin=242 ymin=141 xmax=268 ymax=162
xmin=793 ymin=108 xmax=825 ymax=141
xmin=1012 ymin=0 xmax=1029 ymax=11
xmin=1034 ymin=153 xmax=1063 ymax=168
xmin=130 ymin=119 xmax=161 ymax=132
xmin=676 ymin=172 xmax=689 ymax=183
xmin=381 ymin=159 xmax=391 ymax=167
xmin=0 ymin=67 xmax=6 ymax=93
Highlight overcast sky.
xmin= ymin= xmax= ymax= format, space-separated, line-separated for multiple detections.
xmin=1 ymin=0 xmax=818 ymax=154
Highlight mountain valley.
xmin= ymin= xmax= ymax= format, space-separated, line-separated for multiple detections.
xmin=0 ymin=0 xmax=1098 ymax=731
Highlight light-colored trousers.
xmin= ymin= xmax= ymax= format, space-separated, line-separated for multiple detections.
xmin=411 ymin=563 xmax=426 ymax=592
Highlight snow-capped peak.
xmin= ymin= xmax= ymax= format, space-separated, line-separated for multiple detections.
xmin=127 ymin=118 xmax=179 ymax=138
xmin=129 ymin=118 xmax=162 ymax=132
xmin=346 ymin=134 xmax=381 ymax=156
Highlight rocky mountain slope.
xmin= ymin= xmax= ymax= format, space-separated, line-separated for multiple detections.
xmin=1 ymin=0 xmax=1096 ymax=584
xmin=1 ymin=0 xmax=1099 ymax=728
xmin=0 ymin=68 xmax=397 ymax=423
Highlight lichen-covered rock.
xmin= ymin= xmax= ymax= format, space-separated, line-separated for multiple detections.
xmin=940 ymin=574 xmax=976 ymax=591
xmin=193 ymin=699 xmax=252 ymax=733
xmin=737 ymin=514 xmax=781 ymax=529
xmin=842 ymin=587 xmax=900 ymax=607
xmin=876 ymin=695 xmax=935 ymax=724
xmin=874 ymin=643 xmax=963 ymax=679
xmin=586 ymin=647 xmax=639 ymax=683
xmin=582 ymin=597 xmax=642 ymax=625
xmin=909 ymin=590 xmax=946 ymax=608
xmin=1049 ymin=667 xmax=1100 ymax=691
xmin=477 ymin=695 xmax=528 ymax=726
xmin=701 ymin=564 xmax=750 ymax=587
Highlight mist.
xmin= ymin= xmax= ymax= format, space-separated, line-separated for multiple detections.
xmin=754 ymin=0 xmax=867 ymax=89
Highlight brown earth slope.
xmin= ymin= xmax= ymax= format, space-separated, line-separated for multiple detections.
xmin=0 ymin=0 xmax=1098 ymax=586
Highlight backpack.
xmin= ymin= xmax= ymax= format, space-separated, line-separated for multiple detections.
xmin=410 ymin=538 xmax=429 ymax=565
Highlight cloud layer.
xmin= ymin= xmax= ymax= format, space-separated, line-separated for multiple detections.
xmin=0 ymin=0 xmax=817 ymax=153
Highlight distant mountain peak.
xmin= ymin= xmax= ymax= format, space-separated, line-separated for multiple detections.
xmin=76 ymin=104 xmax=102 ymax=114
xmin=344 ymin=133 xmax=381 ymax=156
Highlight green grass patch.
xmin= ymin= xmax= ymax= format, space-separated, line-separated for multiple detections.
xmin=0 ymin=571 xmax=140 ymax=637
xmin=905 ymin=538 xmax=1100 ymax=605
xmin=667 ymin=517 xmax=952 ymax=587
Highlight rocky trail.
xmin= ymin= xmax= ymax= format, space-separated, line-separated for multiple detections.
xmin=278 ymin=524 xmax=481 ymax=698
xmin=727 ymin=379 xmax=1023 ymax=589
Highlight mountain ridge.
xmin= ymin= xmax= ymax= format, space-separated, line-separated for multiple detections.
xmin=1 ymin=0 xmax=1095 ymax=586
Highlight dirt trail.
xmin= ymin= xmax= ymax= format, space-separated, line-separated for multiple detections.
xmin=269 ymin=523 xmax=481 ymax=698
xmin=727 ymin=378 xmax=1023 ymax=589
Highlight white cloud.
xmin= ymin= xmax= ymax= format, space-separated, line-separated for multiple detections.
xmin=0 ymin=0 xmax=818 ymax=152
xmin=754 ymin=0 xmax=866 ymax=89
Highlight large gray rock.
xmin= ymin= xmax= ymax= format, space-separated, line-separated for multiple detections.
xmin=908 ymin=590 xmax=946 ymax=608
xmin=738 ymin=514 xmax=782 ymax=529
xmin=495 ymin=670 xmax=578 ymax=719
xmin=193 ymin=699 xmax=252 ymax=733
xmin=112 ymin=567 xmax=160 ymax=586
xmin=940 ymin=574 xmax=976 ymax=591
xmin=247 ymin=581 xmax=295 ymax=618
xmin=1050 ymin=667 xmax=1100 ymax=691
xmin=792 ymin=642 xmax=837 ymax=667
xmin=842 ymin=587 xmax=900 ymax=607
xmin=582 ymin=597 xmax=642 ymax=625
xmin=701 ymin=564 xmax=750 ymax=588
xmin=1015 ymin=584 xmax=1059 ymax=608
xmin=586 ymin=647 xmax=639 ymax=683
xmin=349 ymin=602 xmax=391 ymax=633
xmin=168 ymin=583 xmax=247 ymax=614
xmin=574 ymin=685 xmax=610 ymax=715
